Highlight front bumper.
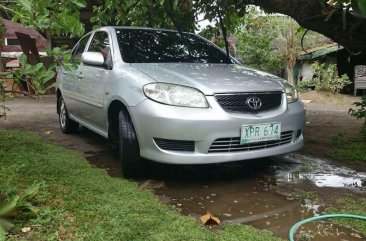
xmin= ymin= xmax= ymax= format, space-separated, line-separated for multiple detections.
xmin=130 ymin=96 xmax=306 ymax=164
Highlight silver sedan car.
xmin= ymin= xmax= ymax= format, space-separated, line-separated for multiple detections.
xmin=57 ymin=27 xmax=306 ymax=177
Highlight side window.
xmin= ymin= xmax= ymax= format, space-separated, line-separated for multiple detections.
xmin=88 ymin=31 xmax=111 ymax=60
xmin=72 ymin=35 xmax=90 ymax=64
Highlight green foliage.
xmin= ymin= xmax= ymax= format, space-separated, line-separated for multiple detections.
xmin=198 ymin=26 xmax=218 ymax=40
xmin=310 ymin=61 xmax=351 ymax=93
xmin=0 ymin=72 xmax=15 ymax=118
xmin=0 ymin=183 xmax=41 ymax=241
xmin=92 ymin=0 xmax=195 ymax=31
xmin=331 ymin=132 xmax=345 ymax=146
xmin=0 ymin=18 xmax=5 ymax=47
xmin=235 ymin=11 xmax=284 ymax=74
xmin=92 ymin=0 xmax=246 ymax=33
xmin=10 ymin=54 xmax=55 ymax=96
xmin=0 ymin=129 xmax=283 ymax=241
xmin=349 ymin=96 xmax=366 ymax=138
xmin=12 ymin=0 xmax=85 ymax=42
xmin=235 ymin=8 xmax=330 ymax=79
xmin=193 ymin=0 xmax=247 ymax=34
xmin=270 ymin=18 xmax=302 ymax=82
xmin=353 ymin=0 xmax=366 ymax=16
xmin=333 ymin=141 xmax=366 ymax=163
xmin=46 ymin=47 xmax=77 ymax=72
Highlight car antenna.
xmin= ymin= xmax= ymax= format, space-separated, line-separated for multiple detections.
xmin=164 ymin=1 xmax=193 ymax=61
xmin=217 ymin=7 xmax=231 ymax=63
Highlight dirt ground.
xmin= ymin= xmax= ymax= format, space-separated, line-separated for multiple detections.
xmin=1 ymin=92 xmax=365 ymax=241
xmin=299 ymin=91 xmax=364 ymax=169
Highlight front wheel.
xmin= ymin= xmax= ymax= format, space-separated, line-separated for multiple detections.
xmin=58 ymin=96 xmax=79 ymax=134
xmin=118 ymin=110 xmax=144 ymax=178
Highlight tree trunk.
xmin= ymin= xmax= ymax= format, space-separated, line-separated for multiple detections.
xmin=0 ymin=50 xmax=3 ymax=72
xmin=244 ymin=0 xmax=366 ymax=52
xmin=46 ymin=29 xmax=52 ymax=49
xmin=286 ymin=64 xmax=294 ymax=85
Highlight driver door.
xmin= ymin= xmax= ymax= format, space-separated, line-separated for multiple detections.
xmin=77 ymin=31 xmax=112 ymax=131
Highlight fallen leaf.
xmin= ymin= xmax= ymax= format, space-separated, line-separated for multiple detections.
xmin=200 ymin=212 xmax=220 ymax=225
xmin=21 ymin=227 xmax=31 ymax=233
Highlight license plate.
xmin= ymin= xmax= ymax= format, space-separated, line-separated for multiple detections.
xmin=240 ymin=122 xmax=281 ymax=144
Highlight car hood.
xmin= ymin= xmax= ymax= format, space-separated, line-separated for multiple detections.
xmin=131 ymin=63 xmax=285 ymax=95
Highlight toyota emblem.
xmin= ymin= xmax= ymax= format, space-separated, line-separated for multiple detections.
xmin=246 ymin=97 xmax=262 ymax=110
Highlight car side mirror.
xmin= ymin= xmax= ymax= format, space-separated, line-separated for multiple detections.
xmin=81 ymin=52 xmax=105 ymax=66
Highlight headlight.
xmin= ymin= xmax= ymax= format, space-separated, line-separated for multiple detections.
xmin=285 ymin=83 xmax=298 ymax=103
xmin=143 ymin=83 xmax=208 ymax=108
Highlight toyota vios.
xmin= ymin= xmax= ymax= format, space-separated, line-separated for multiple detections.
xmin=56 ymin=27 xmax=306 ymax=177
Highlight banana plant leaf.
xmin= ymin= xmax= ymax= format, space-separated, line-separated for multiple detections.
xmin=352 ymin=0 xmax=366 ymax=16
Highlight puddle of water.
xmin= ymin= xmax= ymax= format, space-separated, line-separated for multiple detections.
xmin=295 ymin=221 xmax=365 ymax=241
xmin=275 ymin=155 xmax=366 ymax=190
xmin=153 ymin=154 xmax=366 ymax=240
xmin=156 ymin=177 xmax=365 ymax=240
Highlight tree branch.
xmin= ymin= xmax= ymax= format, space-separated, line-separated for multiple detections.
xmin=244 ymin=0 xmax=366 ymax=52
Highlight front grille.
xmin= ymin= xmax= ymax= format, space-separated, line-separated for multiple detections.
xmin=154 ymin=138 xmax=195 ymax=152
xmin=208 ymin=131 xmax=293 ymax=153
xmin=215 ymin=92 xmax=282 ymax=114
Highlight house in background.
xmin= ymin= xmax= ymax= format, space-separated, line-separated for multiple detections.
xmin=295 ymin=43 xmax=344 ymax=82
xmin=1 ymin=19 xmax=48 ymax=69
xmin=295 ymin=42 xmax=366 ymax=95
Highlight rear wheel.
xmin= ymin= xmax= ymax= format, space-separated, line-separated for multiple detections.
xmin=118 ymin=110 xmax=144 ymax=178
xmin=58 ymin=96 xmax=79 ymax=134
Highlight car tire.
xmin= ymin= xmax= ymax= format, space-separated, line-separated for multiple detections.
xmin=118 ymin=110 xmax=144 ymax=178
xmin=58 ymin=96 xmax=79 ymax=134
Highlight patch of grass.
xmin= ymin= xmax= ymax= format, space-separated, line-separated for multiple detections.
xmin=305 ymin=137 xmax=318 ymax=144
xmin=333 ymin=140 xmax=366 ymax=163
xmin=331 ymin=133 xmax=345 ymax=146
xmin=325 ymin=196 xmax=366 ymax=236
xmin=293 ymin=189 xmax=318 ymax=202
xmin=0 ymin=129 xmax=283 ymax=241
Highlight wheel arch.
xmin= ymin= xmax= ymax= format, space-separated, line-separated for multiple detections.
xmin=107 ymin=99 xmax=132 ymax=145
xmin=56 ymin=88 xmax=62 ymax=114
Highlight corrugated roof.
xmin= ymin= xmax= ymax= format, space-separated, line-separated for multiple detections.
xmin=298 ymin=43 xmax=344 ymax=60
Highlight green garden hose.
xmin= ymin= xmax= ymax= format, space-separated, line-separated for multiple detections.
xmin=289 ymin=214 xmax=366 ymax=241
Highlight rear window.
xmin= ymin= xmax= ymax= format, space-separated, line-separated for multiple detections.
xmin=115 ymin=28 xmax=231 ymax=64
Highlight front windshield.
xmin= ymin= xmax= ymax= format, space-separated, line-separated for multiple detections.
xmin=115 ymin=28 xmax=232 ymax=64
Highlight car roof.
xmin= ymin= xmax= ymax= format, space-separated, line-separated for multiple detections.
xmin=97 ymin=26 xmax=193 ymax=34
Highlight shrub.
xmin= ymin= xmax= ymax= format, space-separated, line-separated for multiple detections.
xmin=311 ymin=61 xmax=351 ymax=93
xmin=349 ymin=96 xmax=366 ymax=139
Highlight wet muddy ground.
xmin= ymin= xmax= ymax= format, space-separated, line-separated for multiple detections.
xmin=1 ymin=96 xmax=366 ymax=241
